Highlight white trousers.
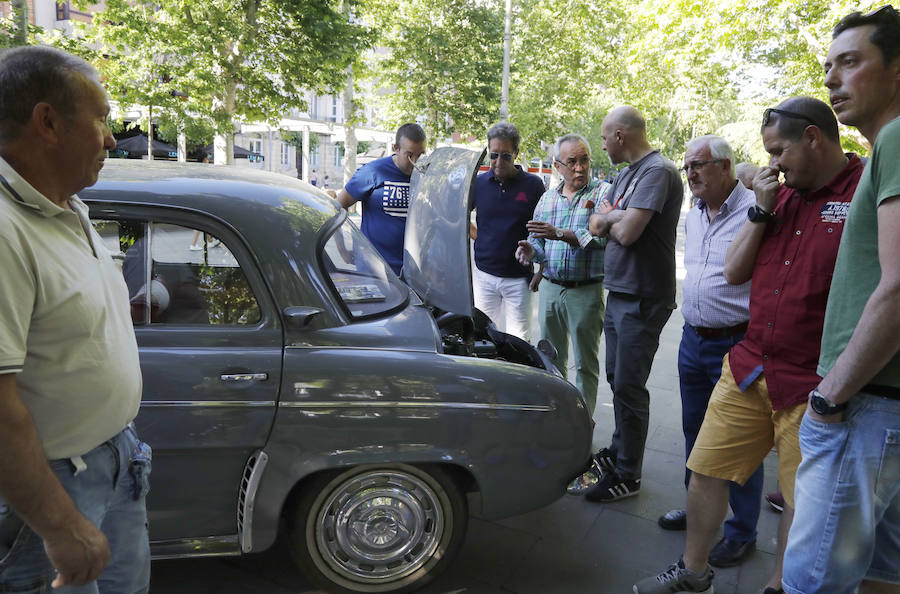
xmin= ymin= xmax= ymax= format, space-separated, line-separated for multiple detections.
xmin=472 ymin=266 xmax=532 ymax=342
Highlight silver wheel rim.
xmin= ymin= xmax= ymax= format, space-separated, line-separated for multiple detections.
xmin=313 ymin=469 xmax=446 ymax=584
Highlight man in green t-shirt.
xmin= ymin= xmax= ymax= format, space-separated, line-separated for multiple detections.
xmin=783 ymin=6 xmax=900 ymax=594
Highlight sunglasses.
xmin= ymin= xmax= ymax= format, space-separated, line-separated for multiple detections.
xmin=762 ymin=108 xmax=819 ymax=129
xmin=864 ymin=5 xmax=899 ymax=19
xmin=489 ymin=152 xmax=514 ymax=161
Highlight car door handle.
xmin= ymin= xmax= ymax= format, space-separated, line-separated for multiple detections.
xmin=220 ymin=373 xmax=269 ymax=382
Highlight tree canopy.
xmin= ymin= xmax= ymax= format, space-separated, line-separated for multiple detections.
xmin=2 ymin=0 xmax=884 ymax=164
xmin=70 ymin=0 xmax=369 ymax=162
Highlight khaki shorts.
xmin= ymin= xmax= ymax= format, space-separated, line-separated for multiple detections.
xmin=687 ymin=354 xmax=805 ymax=508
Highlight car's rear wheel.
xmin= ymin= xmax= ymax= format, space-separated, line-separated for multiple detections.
xmin=289 ymin=464 xmax=467 ymax=593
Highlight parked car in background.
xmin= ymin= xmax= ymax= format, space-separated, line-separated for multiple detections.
xmin=81 ymin=148 xmax=592 ymax=593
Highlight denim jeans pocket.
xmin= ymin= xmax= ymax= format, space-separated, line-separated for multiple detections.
xmin=799 ymin=412 xmax=850 ymax=454
xmin=128 ymin=440 xmax=153 ymax=501
xmin=0 ymin=503 xmax=27 ymax=570
xmin=0 ymin=503 xmax=42 ymax=578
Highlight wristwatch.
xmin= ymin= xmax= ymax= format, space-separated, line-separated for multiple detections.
xmin=810 ymin=388 xmax=848 ymax=415
xmin=555 ymin=229 xmax=564 ymax=239
xmin=747 ymin=204 xmax=775 ymax=223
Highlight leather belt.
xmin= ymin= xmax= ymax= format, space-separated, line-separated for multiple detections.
xmin=689 ymin=322 xmax=748 ymax=339
xmin=547 ymin=278 xmax=602 ymax=289
xmin=862 ymin=384 xmax=900 ymax=401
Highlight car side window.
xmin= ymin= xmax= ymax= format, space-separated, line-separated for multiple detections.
xmin=94 ymin=219 xmax=261 ymax=326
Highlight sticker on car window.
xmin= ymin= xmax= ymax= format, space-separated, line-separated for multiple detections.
xmin=337 ymin=284 xmax=387 ymax=303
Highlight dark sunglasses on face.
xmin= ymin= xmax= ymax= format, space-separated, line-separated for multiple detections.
xmin=489 ymin=152 xmax=514 ymax=161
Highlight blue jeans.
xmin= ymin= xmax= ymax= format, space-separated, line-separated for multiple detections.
xmin=0 ymin=425 xmax=151 ymax=593
xmin=678 ymin=324 xmax=763 ymax=543
xmin=783 ymin=392 xmax=900 ymax=593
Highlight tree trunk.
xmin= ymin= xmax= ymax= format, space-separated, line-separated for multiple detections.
xmin=342 ymin=67 xmax=356 ymax=185
xmin=213 ymin=81 xmax=237 ymax=165
xmin=11 ymin=0 xmax=27 ymax=45
xmin=147 ymin=104 xmax=154 ymax=161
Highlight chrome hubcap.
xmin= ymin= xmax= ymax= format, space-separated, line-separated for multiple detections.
xmin=315 ymin=470 xmax=445 ymax=583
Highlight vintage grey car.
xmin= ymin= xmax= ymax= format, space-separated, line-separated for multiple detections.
xmin=81 ymin=147 xmax=592 ymax=593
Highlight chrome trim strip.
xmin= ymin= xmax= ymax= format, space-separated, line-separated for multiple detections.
xmin=221 ymin=373 xmax=269 ymax=382
xmin=238 ymin=450 xmax=269 ymax=554
xmin=150 ymin=535 xmax=240 ymax=560
xmin=140 ymin=401 xmax=276 ymax=408
xmin=285 ymin=344 xmax=434 ymax=353
xmin=279 ymin=401 xmax=555 ymax=412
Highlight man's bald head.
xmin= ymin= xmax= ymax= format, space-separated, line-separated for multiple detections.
xmin=605 ymin=105 xmax=646 ymax=133
xmin=601 ymin=106 xmax=651 ymax=165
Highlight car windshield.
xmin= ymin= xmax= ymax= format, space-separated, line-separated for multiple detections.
xmin=322 ymin=220 xmax=408 ymax=319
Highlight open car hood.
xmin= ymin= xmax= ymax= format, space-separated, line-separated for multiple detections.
xmin=403 ymin=146 xmax=486 ymax=318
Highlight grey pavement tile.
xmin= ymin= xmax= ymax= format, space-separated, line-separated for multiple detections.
xmin=151 ymin=553 xmax=318 ymax=593
xmin=419 ymin=575 xmax=510 ymax=594
xmin=645 ymin=422 xmax=685 ymax=458
xmin=421 ymin=517 xmax=539 ymax=591
xmin=496 ymin=493 xmax=604 ymax=543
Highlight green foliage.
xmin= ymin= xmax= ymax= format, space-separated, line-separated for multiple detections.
xmin=509 ymin=0 xmax=624 ymax=159
xmin=368 ymin=0 xmax=504 ymax=142
xmin=23 ymin=0 xmax=876 ymax=166
xmin=72 ymin=0 xmax=370 ymax=137
xmin=0 ymin=15 xmax=43 ymax=48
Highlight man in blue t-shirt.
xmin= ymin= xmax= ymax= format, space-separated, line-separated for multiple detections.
xmin=337 ymin=123 xmax=427 ymax=276
xmin=470 ymin=122 xmax=545 ymax=341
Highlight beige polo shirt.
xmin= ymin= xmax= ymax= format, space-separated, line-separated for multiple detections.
xmin=0 ymin=157 xmax=141 ymax=459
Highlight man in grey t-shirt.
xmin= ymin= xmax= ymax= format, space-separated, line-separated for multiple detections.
xmin=584 ymin=106 xmax=683 ymax=502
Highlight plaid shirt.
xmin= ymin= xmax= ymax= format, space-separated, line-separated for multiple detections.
xmin=528 ymin=179 xmax=611 ymax=282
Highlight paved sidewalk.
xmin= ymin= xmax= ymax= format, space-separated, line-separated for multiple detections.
xmin=151 ymin=203 xmax=782 ymax=593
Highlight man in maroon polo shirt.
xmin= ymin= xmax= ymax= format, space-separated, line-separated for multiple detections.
xmin=635 ymin=96 xmax=864 ymax=594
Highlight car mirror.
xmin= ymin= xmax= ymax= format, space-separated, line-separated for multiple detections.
xmin=283 ymin=306 xmax=323 ymax=329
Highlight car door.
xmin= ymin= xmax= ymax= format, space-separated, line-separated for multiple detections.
xmin=90 ymin=208 xmax=283 ymax=543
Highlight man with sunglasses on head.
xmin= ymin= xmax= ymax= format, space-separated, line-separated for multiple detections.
xmin=634 ymin=96 xmax=863 ymax=594
xmin=583 ymin=106 xmax=682 ymax=503
xmin=337 ymin=123 xmax=427 ymax=276
xmin=782 ymin=7 xmax=900 ymax=594
xmin=656 ymin=135 xmax=763 ymax=570
xmin=515 ymin=134 xmax=610 ymax=422
xmin=470 ymin=122 xmax=546 ymax=341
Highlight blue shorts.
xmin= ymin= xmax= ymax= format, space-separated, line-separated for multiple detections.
xmin=783 ymin=392 xmax=900 ymax=593
xmin=0 ymin=425 xmax=151 ymax=594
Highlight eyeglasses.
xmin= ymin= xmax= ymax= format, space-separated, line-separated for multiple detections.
xmin=762 ymin=108 xmax=819 ymax=129
xmin=555 ymin=155 xmax=591 ymax=169
xmin=680 ymin=159 xmax=723 ymax=174
xmin=489 ymin=151 xmax=514 ymax=161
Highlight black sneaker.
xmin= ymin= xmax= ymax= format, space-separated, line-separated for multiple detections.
xmin=633 ymin=559 xmax=714 ymax=593
xmin=658 ymin=508 xmax=687 ymax=530
xmin=594 ymin=447 xmax=617 ymax=473
xmin=708 ymin=537 xmax=755 ymax=567
xmin=584 ymin=471 xmax=640 ymax=502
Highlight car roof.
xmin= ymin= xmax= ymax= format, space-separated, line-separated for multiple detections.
xmin=82 ymin=160 xmax=341 ymax=237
